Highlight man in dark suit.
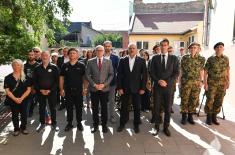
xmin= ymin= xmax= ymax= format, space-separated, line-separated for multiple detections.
xmin=150 ymin=38 xmax=179 ymax=137
xmin=117 ymin=43 xmax=147 ymax=133
xmin=86 ymin=45 xmax=114 ymax=133
xmin=103 ymin=41 xmax=119 ymax=123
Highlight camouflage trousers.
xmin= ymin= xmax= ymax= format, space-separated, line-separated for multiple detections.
xmin=204 ymin=80 xmax=226 ymax=114
xmin=180 ymin=80 xmax=201 ymax=113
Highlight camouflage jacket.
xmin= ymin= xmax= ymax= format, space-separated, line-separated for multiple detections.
xmin=204 ymin=54 xmax=229 ymax=81
xmin=181 ymin=54 xmax=205 ymax=81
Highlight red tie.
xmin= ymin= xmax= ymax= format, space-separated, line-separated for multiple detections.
xmin=98 ymin=58 xmax=102 ymax=71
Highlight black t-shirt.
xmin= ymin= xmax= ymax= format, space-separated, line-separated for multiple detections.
xmin=60 ymin=61 xmax=85 ymax=91
xmin=24 ymin=61 xmax=39 ymax=84
xmin=4 ymin=73 xmax=31 ymax=98
xmin=33 ymin=63 xmax=59 ymax=91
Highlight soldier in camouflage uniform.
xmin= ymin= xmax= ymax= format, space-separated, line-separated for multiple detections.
xmin=204 ymin=42 xmax=230 ymax=125
xmin=179 ymin=42 xmax=205 ymax=125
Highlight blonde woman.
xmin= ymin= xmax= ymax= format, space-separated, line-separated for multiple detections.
xmin=4 ymin=59 xmax=31 ymax=136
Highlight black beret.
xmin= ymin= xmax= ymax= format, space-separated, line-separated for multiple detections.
xmin=214 ymin=42 xmax=224 ymax=49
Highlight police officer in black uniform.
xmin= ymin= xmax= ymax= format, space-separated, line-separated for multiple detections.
xmin=33 ymin=51 xmax=59 ymax=131
xmin=60 ymin=48 xmax=88 ymax=132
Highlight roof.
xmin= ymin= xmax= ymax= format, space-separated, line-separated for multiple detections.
xmin=67 ymin=22 xmax=92 ymax=33
xmin=134 ymin=1 xmax=205 ymax=14
xmin=130 ymin=13 xmax=204 ymax=35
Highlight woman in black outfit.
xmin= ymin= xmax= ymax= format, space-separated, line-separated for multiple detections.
xmin=4 ymin=59 xmax=31 ymax=136
xmin=141 ymin=51 xmax=151 ymax=112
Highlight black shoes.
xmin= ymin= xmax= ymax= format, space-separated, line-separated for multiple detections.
xmin=206 ymin=114 xmax=212 ymax=125
xmin=134 ymin=126 xmax=140 ymax=134
xmin=117 ymin=125 xmax=125 ymax=132
xmin=77 ymin=123 xmax=84 ymax=131
xmin=163 ymin=128 xmax=171 ymax=137
xmin=64 ymin=124 xmax=73 ymax=132
xmin=51 ymin=124 xmax=59 ymax=131
xmin=187 ymin=113 xmax=195 ymax=125
xmin=152 ymin=124 xmax=160 ymax=136
xmin=212 ymin=114 xmax=220 ymax=125
xmin=181 ymin=113 xmax=187 ymax=125
xmin=102 ymin=126 xmax=108 ymax=133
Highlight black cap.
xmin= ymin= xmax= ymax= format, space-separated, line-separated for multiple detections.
xmin=214 ymin=42 xmax=224 ymax=49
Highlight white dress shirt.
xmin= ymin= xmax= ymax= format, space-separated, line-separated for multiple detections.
xmin=161 ymin=53 xmax=168 ymax=68
xmin=129 ymin=55 xmax=136 ymax=72
xmin=104 ymin=54 xmax=111 ymax=60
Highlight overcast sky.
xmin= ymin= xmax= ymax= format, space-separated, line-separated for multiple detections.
xmin=67 ymin=0 xmax=195 ymax=31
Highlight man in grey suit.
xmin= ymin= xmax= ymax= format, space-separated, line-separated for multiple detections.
xmin=86 ymin=45 xmax=114 ymax=133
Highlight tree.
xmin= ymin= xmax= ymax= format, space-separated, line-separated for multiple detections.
xmin=0 ymin=0 xmax=71 ymax=64
xmin=93 ymin=33 xmax=123 ymax=48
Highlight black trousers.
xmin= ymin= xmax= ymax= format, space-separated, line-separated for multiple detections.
xmin=120 ymin=92 xmax=141 ymax=127
xmin=10 ymin=100 xmax=28 ymax=131
xmin=154 ymin=86 xmax=173 ymax=127
xmin=141 ymin=89 xmax=151 ymax=111
xmin=28 ymin=93 xmax=37 ymax=115
xmin=90 ymin=91 xmax=109 ymax=127
xmin=38 ymin=91 xmax=57 ymax=125
xmin=65 ymin=90 xmax=83 ymax=124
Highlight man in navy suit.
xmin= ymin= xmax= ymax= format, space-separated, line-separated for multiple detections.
xmin=117 ymin=43 xmax=147 ymax=133
xmin=103 ymin=41 xmax=119 ymax=123
xmin=150 ymin=38 xmax=179 ymax=136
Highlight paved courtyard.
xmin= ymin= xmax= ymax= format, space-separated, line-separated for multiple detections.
xmin=1 ymin=91 xmax=235 ymax=155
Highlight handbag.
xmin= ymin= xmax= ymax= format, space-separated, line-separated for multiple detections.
xmin=4 ymin=80 xmax=20 ymax=106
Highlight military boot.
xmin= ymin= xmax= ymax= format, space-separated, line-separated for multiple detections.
xmin=212 ymin=114 xmax=220 ymax=125
xmin=181 ymin=113 xmax=187 ymax=125
xmin=206 ymin=114 xmax=212 ymax=125
xmin=187 ymin=113 xmax=195 ymax=125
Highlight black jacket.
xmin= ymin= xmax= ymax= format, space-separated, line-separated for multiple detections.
xmin=117 ymin=56 xmax=147 ymax=94
xmin=150 ymin=54 xmax=179 ymax=89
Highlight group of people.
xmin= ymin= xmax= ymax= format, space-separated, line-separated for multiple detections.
xmin=4 ymin=38 xmax=230 ymax=137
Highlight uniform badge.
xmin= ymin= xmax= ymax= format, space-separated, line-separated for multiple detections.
xmin=48 ymin=69 xmax=52 ymax=72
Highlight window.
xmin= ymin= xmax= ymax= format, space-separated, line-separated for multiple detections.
xmin=136 ymin=41 xmax=149 ymax=49
xmin=180 ymin=41 xmax=185 ymax=47
xmin=143 ymin=42 xmax=149 ymax=49
xmin=137 ymin=41 xmax=142 ymax=49
xmin=191 ymin=36 xmax=195 ymax=42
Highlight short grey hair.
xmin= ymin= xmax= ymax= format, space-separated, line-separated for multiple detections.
xmin=41 ymin=50 xmax=51 ymax=56
xmin=128 ymin=43 xmax=137 ymax=48
xmin=103 ymin=40 xmax=112 ymax=46
xmin=95 ymin=45 xmax=104 ymax=51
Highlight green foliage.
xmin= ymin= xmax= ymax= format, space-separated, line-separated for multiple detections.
xmin=93 ymin=33 xmax=123 ymax=48
xmin=0 ymin=0 xmax=71 ymax=64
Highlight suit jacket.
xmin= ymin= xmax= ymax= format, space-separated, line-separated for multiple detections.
xmin=150 ymin=54 xmax=179 ymax=89
xmin=109 ymin=54 xmax=119 ymax=86
xmin=117 ymin=56 xmax=147 ymax=94
xmin=85 ymin=57 xmax=114 ymax=92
